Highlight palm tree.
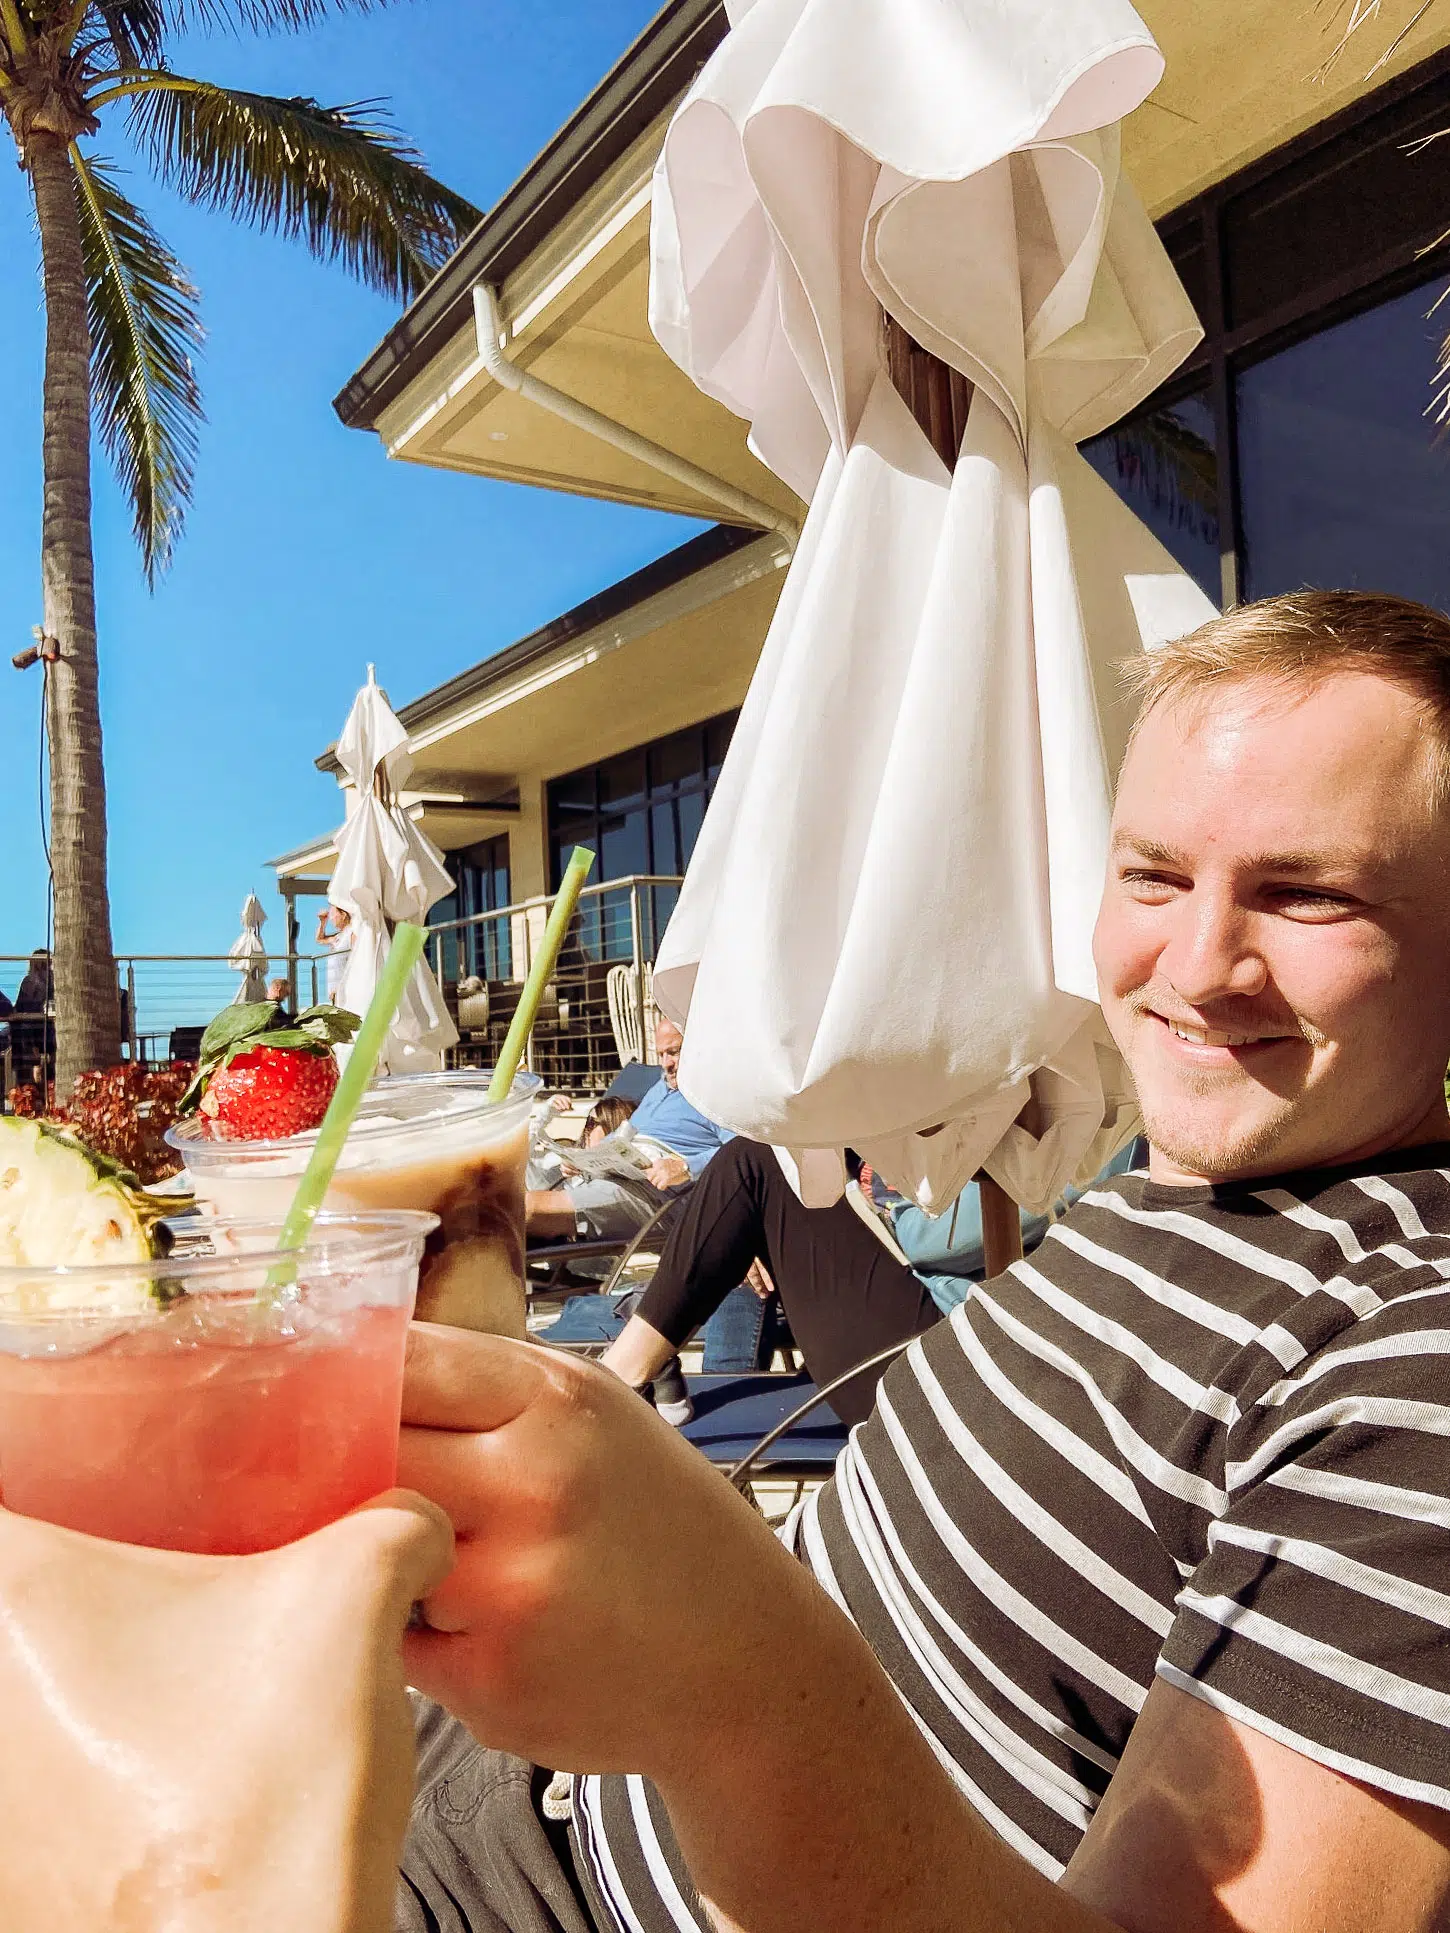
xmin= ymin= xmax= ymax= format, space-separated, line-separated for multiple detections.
xmin=0 ymin=0 xmax=479 ymax=1090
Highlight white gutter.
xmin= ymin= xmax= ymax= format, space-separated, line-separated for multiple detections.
xmin=472 ymin=282 xmax=799 ymax=548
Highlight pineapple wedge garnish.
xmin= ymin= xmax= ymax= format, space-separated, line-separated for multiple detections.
xmin=0 ymin=1115 xmax=174 ymax=1312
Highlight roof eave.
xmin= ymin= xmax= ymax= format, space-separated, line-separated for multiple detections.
xmin=333 ymin=0 xmax=726 ymax=433
xmin=312 ymin=522 xmax=766 ymax=774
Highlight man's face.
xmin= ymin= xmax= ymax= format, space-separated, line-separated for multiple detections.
xmin=1094 ymin=670 xmax=1450 ymax=1184
xmin=655 ymin=1020 xmax=683 ymax=1089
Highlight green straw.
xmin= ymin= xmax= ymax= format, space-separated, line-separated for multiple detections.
xmin=488 ymin=846 xmax=595 ymax=1104
xmin=270 ymin=920 xmax=429 ymax=1275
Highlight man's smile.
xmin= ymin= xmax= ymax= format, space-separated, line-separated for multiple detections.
xmin=1142 ymin=1004 xmax=1302 ymax=1065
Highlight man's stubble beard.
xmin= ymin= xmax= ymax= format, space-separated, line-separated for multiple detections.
xmin=1134 ymin=1061 xmax=1303 ymax=1183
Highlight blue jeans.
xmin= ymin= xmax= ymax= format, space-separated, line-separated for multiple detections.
xmin=540 ymin=1283 xmax=779 ymax=1371
xmin=700 ymin=1283 xmax=782 ymax=1372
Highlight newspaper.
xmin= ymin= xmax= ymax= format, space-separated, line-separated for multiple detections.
xmin=527 ymin=1120 xmax=674 ymax=1190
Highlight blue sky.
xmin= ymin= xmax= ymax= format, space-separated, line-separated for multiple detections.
xmin=0 ymin=0 xmax=702 ymax=968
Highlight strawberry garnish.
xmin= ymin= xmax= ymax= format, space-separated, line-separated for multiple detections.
xmin=180 ymin=1001 xmax=360 ymax=1141
xmin=201 ymin=1043 xmax=341 ymax=1139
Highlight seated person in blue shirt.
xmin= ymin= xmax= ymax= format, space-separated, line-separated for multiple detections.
xmin=525 ymin=1016 xmax=733 ymax=1244
xmin=599 ymin=1136 xmax=1140 ymax=1425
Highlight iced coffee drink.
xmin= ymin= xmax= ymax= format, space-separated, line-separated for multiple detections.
xmin=168 ymin=1073 xmax=539 ymax=1338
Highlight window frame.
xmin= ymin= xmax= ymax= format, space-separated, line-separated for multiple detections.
xmin=1133 ymin=46 xmax=1450 ymax=609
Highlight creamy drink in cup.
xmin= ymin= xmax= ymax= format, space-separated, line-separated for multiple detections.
xmin=0 ymin=1210 xmax=434 ymax=1555
xmin=167 ymin=1072 xmax=538 ymax=1338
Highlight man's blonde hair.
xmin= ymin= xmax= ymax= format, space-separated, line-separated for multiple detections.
xmin=1123 ymin=589 xmax=1450 ymax=803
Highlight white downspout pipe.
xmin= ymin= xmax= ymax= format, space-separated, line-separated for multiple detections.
xmin=472 ymin=282 xmax=798 ymax=549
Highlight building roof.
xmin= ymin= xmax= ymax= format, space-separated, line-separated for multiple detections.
xmin=333 ymin=0 xmax=726 ymax=435
xmin=313 ymin=520 xmax=758 ymax=773
xmin=272 ymin=519 xmax=786 ymax=878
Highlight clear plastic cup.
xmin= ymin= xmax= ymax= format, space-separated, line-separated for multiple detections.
xmin=167 ymin=1071 xmax=540 ymax=1338
xmin=0 ymin=1210 xmax=435 ymax=1554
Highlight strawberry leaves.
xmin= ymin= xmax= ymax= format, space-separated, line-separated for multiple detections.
xmin=178 ymin=1001 xmax=360 ymax=1113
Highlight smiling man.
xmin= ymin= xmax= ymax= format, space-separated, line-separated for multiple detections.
xmin=395 ymin=589 xmax=1450 ymax=1933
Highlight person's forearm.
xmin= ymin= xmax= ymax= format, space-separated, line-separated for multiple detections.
xmin=650 ymin=1556 xmax=1112 ymax=1933
xmin=600 ymin=1313 xmax=680 ymax=1388
xmin=525 ymin=1190 xmax=577 ymax=1239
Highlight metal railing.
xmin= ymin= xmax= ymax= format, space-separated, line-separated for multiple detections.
xmin=0 ymin=954 xmax=330 ymax=1090
xmin=426 ymin=875 xmax=683 ymax=1095
xmin=3 ymin=870 xmax=682 ymax=1102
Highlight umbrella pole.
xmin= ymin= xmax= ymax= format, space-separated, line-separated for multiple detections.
xmin=886 ymin=311 xmax=1022 ymax=1279
xmin=978 ymin=1173 xmax=1024 ymax=1277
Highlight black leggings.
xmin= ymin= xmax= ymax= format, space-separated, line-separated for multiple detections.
xmin=635 ymin=1139 xmax=939 ymax=1425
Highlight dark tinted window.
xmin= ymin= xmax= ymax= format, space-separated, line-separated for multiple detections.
xmin=434 ymin=834 xmax=511 ymax=981
xmin=599 ymin=808 xmax=650 ymax=881
xmin=1237 ymin=279 xmax=1450 ymax=610
xmin=598 ymin=750 xmax=646 ymax=809
xmin=547 ymin=709 xmax=739 ymax=888
xmin=547 ymin=769 xmax=596 ymax=815
xmin=1080 ymin=387 xmax=1220 ymax=601
xmin=650 ymin=799 xmax=679 ymax=876
xmin=705 ymin=715 xmax=734 ymax=779
xmin=650 ymin=726 xmax=703 ymax=788
xmin=1223 ymin=84 xmax=1450 ymax=330
xmin=1161 ymin=216 xmax=1210 ymax=336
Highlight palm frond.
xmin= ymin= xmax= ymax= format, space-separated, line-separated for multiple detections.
xmin=90 ymin=0 xmax=167 ymax=67
xmin=79 ymin=0 xmax=382 ymax=63
xmin=159 ymin=0 xmax=384 ymax=36
xmin=128 ymin=79 xmax=479 ymax=298
xmin=71 ymin=148 xmax=203 ymax=581
xmin=1316 ymin=0 xmax=1441 ymax=78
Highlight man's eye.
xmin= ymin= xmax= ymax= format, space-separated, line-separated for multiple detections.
xmin=1269 ymin=888 xmax=1355 ymax=918
xmin=1120 ymin=869 xmax=1181 ymax=895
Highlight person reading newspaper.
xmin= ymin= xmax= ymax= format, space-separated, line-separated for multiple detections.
xmin=397 ymin=588 xmax=1450 ymax=1933
xmin=525 ymin=1018 xmax=732 ymax=1244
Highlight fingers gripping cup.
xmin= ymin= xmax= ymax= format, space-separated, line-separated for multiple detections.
xmin=0 ymin=1211 xmax=434 ymax=1554
xmin=168 ymin=1073 xmax=538 ymax=1338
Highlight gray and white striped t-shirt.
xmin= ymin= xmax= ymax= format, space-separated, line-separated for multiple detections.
xmin=571 ymin=1145 xmax=1450 ymax=1931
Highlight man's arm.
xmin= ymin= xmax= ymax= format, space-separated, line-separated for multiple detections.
xmin=1066 ymin=1675 xmax=1450 ymax=1933
xmin=643 ymin=1151 xmax=692 ymax=1191
xmin=676 ymin=1668 xmax=1450 ymax=1933
xmin=398 ymin=1328 xmax=1450 ymax=1933
xmin=524 ymin=1187 xmax=578 ymax=1238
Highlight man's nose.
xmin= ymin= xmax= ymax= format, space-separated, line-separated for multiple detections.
xmin=1158 ymin=893 xmax=1268 ymax=1005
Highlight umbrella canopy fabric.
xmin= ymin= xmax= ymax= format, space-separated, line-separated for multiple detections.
xmin=227 ymin=893 xmax=269 ymax=1006
xmin=648 ymin=0 xmax=1218 ymax=1212
xmin=328 ymin=668 xmax=458 ymax=1074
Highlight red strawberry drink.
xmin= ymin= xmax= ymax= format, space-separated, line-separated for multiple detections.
xmin=0 ymin=1212 xmax=433 ymax=1554
xmin=169 ymin=1074 xmax=539 ymax=1339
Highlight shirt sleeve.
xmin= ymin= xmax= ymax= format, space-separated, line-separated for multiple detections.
xmin=683 ymin=1120 xmax=733 ymax=1179
xmin=1158 ymin=1274 xmax=1450 ymax=1812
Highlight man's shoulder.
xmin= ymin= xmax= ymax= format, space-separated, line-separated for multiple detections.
xmin=1056 ymin=1147 xmax=1450 ymax=1304
xmin=641 ymin=1082 xmax=711 ymax=1125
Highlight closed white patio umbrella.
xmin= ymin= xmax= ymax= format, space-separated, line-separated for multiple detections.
xmin=649 ymin=0 xmax=1217 ymax=1219
xmin=328 ymin=667 xmax=459 ymax=1074
xmin=227 ymin=893 xmax=269 ymax=1006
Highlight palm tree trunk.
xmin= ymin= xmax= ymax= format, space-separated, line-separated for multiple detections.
xmin=29 ymin=134 xmax=120 ymax=1092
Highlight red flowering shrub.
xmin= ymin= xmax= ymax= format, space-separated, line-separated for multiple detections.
xmin=43 ymin=1064 xmax=196 ymax=1184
